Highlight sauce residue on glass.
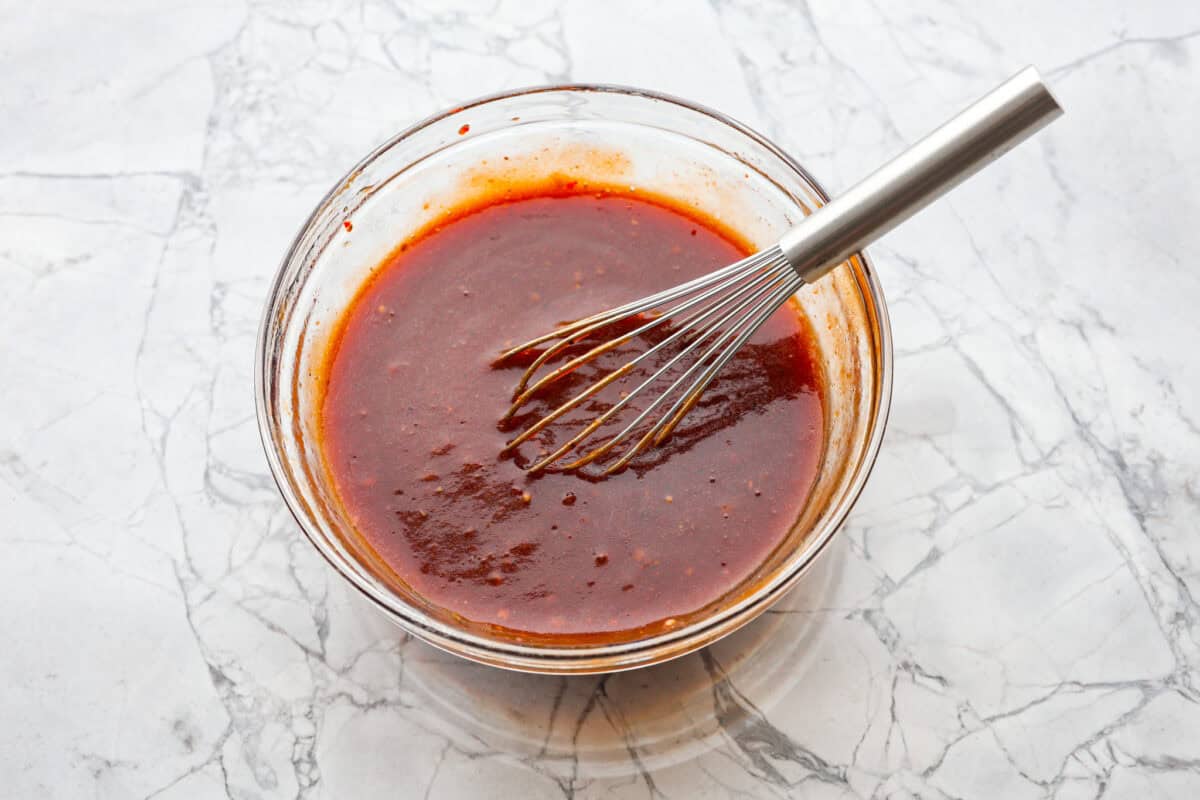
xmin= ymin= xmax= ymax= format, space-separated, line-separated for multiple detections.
xmin=318 ymin=184 xmax=824 ymax=642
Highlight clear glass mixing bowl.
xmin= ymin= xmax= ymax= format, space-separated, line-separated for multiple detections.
xmin=255 ymin=86 xmax=892 ymax=673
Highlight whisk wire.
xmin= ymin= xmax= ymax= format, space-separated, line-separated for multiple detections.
xmin=652 ymin=277 xmax=805 ymax=445
xmin=523 ymin=257 xmax=795 ymax=473
xmin=500 ymin=251 xmax=789 ymax=461
xmin=500 ymin=248 xmax=782 ymax=400
xmin=572 ymin=274 xmax=804 ymax=475
xmin=496 ymin=247 xmax=805 ymax=473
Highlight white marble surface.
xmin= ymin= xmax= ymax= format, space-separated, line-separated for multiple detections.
xmin=4 ymin=1 xmax=1199 ymax=797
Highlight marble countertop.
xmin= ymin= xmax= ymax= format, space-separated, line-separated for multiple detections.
xmin=5 ymin=1 xmax=1200 ymax=797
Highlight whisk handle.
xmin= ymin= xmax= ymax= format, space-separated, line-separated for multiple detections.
xmin=779 ymin=66 xmax=1062 ymax=283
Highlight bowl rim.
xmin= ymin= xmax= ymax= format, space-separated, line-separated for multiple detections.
xmin=254 ymin=83 xmax=894 ymax=673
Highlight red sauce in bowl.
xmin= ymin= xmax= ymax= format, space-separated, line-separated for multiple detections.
xmin=319 ymin=188 xmax=824 ymax=641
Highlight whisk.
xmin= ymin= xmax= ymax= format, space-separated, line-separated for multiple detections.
xmin=495 ymin=67 xmax=1062 ymax=474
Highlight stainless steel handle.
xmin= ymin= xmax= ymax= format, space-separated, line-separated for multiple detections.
xmin=780 ymin=66 xmax=1063 ymax=282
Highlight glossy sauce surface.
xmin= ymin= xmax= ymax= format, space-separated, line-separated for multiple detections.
xmin=320 ymin=191 xmax=824 ymax=640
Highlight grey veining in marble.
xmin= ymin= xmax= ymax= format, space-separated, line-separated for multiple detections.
xmin=4 ymin=1 xmax=1200 ymax=797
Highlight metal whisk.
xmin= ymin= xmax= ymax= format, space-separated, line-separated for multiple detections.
xmin=495 ymin=68 xmax=1062 ymax=474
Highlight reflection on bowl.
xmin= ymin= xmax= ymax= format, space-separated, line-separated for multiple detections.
xmin=256 ymin=85 xmax=892 ymax=673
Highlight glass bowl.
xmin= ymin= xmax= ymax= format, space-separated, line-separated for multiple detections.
xmin=255 ymin=85 xmax=892 ymax=674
